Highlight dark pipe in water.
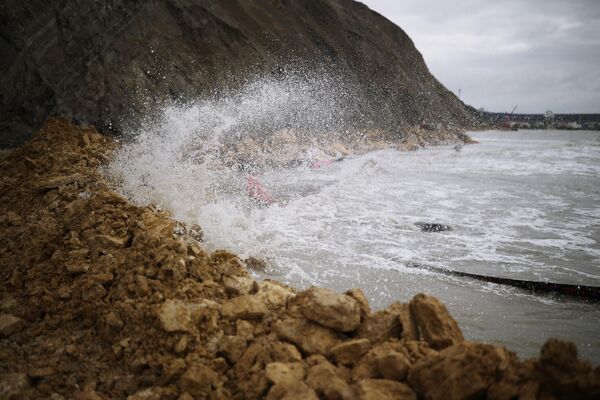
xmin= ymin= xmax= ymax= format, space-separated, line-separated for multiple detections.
xmin=405 ymin=262 xmax=600 ymax=301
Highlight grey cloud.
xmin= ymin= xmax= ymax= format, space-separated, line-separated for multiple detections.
xmin=360 ymin=0 xmax=600 ymax=113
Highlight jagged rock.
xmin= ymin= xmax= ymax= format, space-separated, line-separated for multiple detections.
xmin=255 ymin=280 xmax=296 ymax=310
xmin=402 ymin=341 xmax=438 ymax=364
xmin=353 ymin=379 xmax=416 ymax=400
xmin=235 ymin=340 xmax=304 ymax=399
xmin=536 ymin=338 xmax=600 ymax=399
xmin=179 ymin=363 xmax=221 ymax=397
xmin=104 ymin=311 xmax=123 ymax=329
xmin=266 ymin=381 xmax=319 ymax=400
xmin=157 ymin=300 xmax=195 ymax=333
xmin=0 ymin=373 xmax=30 ymax=399
xmin=306 ymin=360 xmax=354 ymax=400
xmin=221 ymin=295 xmax=268 ymax=319
xmin=0 ymin=314 xmax=24 ymax=337
xmin=377 ymin=351 xmax=412 ymax=381
xmin=156 ymin=299 xmax=217 ymax=334
xmin=356 ymin=302 xmax=405 ymax=344
xmin=265 ymin=362 xmax=306 ymax=386
xmin=345 ymin=288 xmax=371 ymax=321
xmin=397 ymin=303 xmax=419 ymax=341
xmin=223 ymin=274 xmax=256 ymax=296
xmin=274 ymin=317 xmax=339 ymax=355
xmin=245 ymin=257 xmax=268 ymax=272
xmin=37 ymin=173 xmax=83 ymax=190
xmin=187 ymin=223 xmax=204 ymax=242
xmin=352 ymin=341 xmax=411 ymax=381
xmin=218 ymin=335 xmax=247 ymax=363
xmin=330 ymin=339 xmax=372 ymax=366
xmin=296 ymin=287 xmax=361 ymax=332
xmin=408 ymin=342 xmax=514 ymax=400
xmin=409 ymin=293 xmax=464 ymax=350
xmin=164 ymin=358 xmax=187 ymax=380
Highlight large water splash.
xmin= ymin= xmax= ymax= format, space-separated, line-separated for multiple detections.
xmin=107 ymin=67 xmax=374 ymax=248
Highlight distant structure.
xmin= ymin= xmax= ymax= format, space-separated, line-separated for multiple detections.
xmin=477 ymin=109 xmax=600 ymax=130
xmin=544 ymin=110 xmax=554 ymax=128
xmin=503 ymin=105 xmax=518 ymax=130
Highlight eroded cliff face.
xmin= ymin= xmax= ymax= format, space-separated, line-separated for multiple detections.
xmin=0 ymin=0 xmax=476 ymax=147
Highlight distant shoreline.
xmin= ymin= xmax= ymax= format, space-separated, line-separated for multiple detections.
xmin=474 ymin=111 xmax=600 ymax=130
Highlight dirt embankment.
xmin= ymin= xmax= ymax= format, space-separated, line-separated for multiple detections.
xmin=1 ymin=118 xmax=598 ymax=399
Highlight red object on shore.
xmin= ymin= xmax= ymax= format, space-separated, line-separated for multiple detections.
xmin=246 ymin=176 xmax=275 ymax=206
xmin=309 ymin=159 xmax=333 ymax=169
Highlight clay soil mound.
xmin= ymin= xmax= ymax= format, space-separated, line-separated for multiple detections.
xmin=1 ymin=118 xmax=599 ymax=399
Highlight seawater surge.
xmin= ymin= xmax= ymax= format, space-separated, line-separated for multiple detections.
xmin=108 ymin=74 xmax=600 ymax=363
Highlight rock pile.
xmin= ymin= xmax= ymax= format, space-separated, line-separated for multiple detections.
xmin=1 ymin=119 xmax=599 ymax=399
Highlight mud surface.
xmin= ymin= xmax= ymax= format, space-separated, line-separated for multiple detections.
xmin=1 ymin=119 xmax=599 ymax=399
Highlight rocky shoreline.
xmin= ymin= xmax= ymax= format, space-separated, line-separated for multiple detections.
xmin=1 ymin=118 xmax=599 ymax=399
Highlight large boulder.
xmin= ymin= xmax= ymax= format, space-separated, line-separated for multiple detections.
xmin=353 ymin=379 xmax=416 ymax=400
xmin=305 ymin=359 xmax=354 ymax=400
xmin=330 ymin=339 xmax=372 ymax=366
xmin=535 ymin=339 xmax=600 ymax=399
xmin=409 ymin=293 xmax=464 ymax=350
xmin=265 ymin=362 xmax=306 ymax=386
xmin=221 ymin=295 xmax=268 ymax=320
xmin=296 ymin=287 xmax=361 ymax=332
xmin=157 ymin=299 xmax=198 ymax=334
xmin=255 ymin=280 xmax=296 ymax=310
xmin=352 ymin=341 xmax=411 ymax=381
xmin=356 ymin=302 xmax=408 ymax=343
xmin=266 ymin=381 xmax=319 ymax=400
xmin=179 ymin=363 xmax=223 ymax=397
xmin=408 ymin=342 xmax=514 ymax=400
xmin=274 ymin=317 xmax=339 ymax=355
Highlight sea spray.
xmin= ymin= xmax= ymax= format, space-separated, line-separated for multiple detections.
xmin=106 ymin=67 xmax=372 ymax=251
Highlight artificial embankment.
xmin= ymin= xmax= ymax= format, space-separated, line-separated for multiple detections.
xmin=1 ymin=118 xmax=599 ymax=399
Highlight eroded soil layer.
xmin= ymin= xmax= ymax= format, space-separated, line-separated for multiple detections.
xmin=1 ymin=118 xmax=598 ymax=399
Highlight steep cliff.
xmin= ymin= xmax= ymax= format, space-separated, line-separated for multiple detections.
xmin=0 ymin=0 xmax=476 ymax=147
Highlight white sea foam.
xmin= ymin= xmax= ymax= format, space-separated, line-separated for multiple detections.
xmin=108 ymin=78 xmax=600 ymax=362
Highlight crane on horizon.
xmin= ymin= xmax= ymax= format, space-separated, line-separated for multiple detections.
xmin=503 ymin=104 xmax=518 ymax=130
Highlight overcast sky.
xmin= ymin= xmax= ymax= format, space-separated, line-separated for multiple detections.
xmin=360 ymin=0 xmax=600 ymax=114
